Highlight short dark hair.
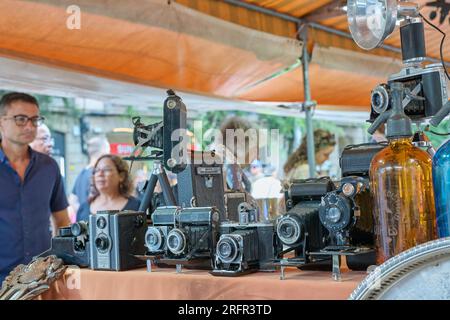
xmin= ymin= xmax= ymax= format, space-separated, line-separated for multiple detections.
xmin=0 ymin=92 xmax=39 ymax=115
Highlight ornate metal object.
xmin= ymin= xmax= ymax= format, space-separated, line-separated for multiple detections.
xmin=350 ymin=237 xmax=450 ymax=299
xmin=0 ymin=255 xmax=66 ymax=300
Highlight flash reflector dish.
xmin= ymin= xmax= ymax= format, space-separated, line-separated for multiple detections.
xmin=347 ymin=0 xmax=397 ymax=50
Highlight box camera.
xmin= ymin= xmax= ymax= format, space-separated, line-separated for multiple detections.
xmin=146 ymin=206 xmax=220 ymax=269
xmin=277 ymin=177 xmax=335 ymax=265
xmin=211 ymin=207 xmax=281 ymax=276
xmin=89 ymin=210 xmax=147 ymax=271
xmin=39 ymin=221 xmax=90 ymax=267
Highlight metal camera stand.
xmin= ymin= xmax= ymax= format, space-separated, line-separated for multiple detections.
xmin=124 ymin=151 xmax=178 ymax=213
xmin=126 ymin=151 xmax=180 ymax=272
xmin=310 ymin=246 xmax=375 ymax=281
xmin=273 ymin=257 xmax=306 ymax=281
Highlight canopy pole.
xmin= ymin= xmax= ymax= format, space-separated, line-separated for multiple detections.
xmin=300 ymin=26 xmax=316 ymax=178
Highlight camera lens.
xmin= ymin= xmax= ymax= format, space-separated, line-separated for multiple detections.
xmin=326 ymin=207 xmax=342 ymax=224
xmin=219 ymin=242 xmax=232 ymax=257
xmin=167 ymin=229 xmax=186 ymax=255
xmin=97 ymin=217 xmax=107 ymax=229
xmin=145 ymin=227 xmax=164 ymax=252
xmin=95 ymin=234 xmax=110 ymax=253
xmin=276 ymin=215 xmax=302 ymax=245
xmin=280 ymin=224 xmax=294 ymax=238
xmin=372 ymin=92 xmax=382 ymax=108
xmin=217 ymin=236 xmax=239 ymax=264
xmin=371 ymin=84 xmax=390 ymax=114
xmin=71 ymin=221 xmax=88 ymax=236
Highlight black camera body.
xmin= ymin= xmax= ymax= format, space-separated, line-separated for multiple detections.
xmin=340 ymin=143 xmax=387 ymax=177
xmin=211 ymin=215 xmax=281 ymax=276
xmin=223 ymin=191 xmax=247 ymax=222
xmin=39 ymin=221 xmax=90 ymax=267
xmin=277 ymin=177 xmax=335 ymax=264
xmin=369 ymin=65 xmax=448 ymax=123
xmin=336 ymin=143 xmax=387 ymax=249
xmin=89 ymin=210 xmax=147 ymax=271
xmin=177 ymin=151 xmax=226 ymax=220
xmin=146 ymin=206 xmax=220 ymax=269
xmin=315 ymin=143 xmax=386 ymax=270
xmin=319 ymin=176 xmax=369 ymax=247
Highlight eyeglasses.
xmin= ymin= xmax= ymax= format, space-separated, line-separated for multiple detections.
xmin=2 ymin=115 xmax=45 ymax=127
xmin=93 ymin=168 xmax=115 ymax=175
xmin=36 ymin=136 xmax=54 ymax=144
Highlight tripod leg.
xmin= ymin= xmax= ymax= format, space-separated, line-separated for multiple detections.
xmin=138 ymin=172 xmax=158 ymax=214
xmin=155 ymin=161 xmax=178 ymax=206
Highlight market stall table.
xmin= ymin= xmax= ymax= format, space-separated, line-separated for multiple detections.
xmin=39 ymin=266 xmax=366 ymax=300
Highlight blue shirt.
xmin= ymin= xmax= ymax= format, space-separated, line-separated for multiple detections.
xmin=71 ymin=167 xmax=92 ymax=207
xmin=0 ymin=147 xmax=68 ymax=282
xmin=76 ymin=196 xmax=141 ymax=222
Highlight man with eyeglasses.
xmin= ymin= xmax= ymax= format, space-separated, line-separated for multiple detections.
xmin=30 ymin=123 xmax=54 ymax=156
xmin=0 ymin=92 xmax=70 ymax=282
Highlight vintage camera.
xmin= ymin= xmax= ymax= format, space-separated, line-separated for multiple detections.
xmin=89 ymin=210 xmax=147 ymax=271
xmin=277 ymin=177 xmax=335 ymax=265
xmin=338 ymin=142 xmax=386 ymax=248
xmin=369 ymin=64 xmax=448 ymax=125
xmin=319 ymin=176 xmax=369 ymax=247
xmin=131 ymin=91 xmax=229 ymax=219
xmin=147 ymin=206 xmax=220 ymax=269
xmin=39 ymin=221 xmax=90 ymax=267
xmin=367 ymin=16 xmax=449 ymax=133
xmin=211 ymin=205 xmax=281 ymax=276
xmin=315 ymin=143 xmax=386 ymax=270
xmin=340 ymin=143 xmax=387 ymax=178
xmin=177 ymin=151 xmax=226 ymax=220
xmin=224 ymin=191 xmax=247 ymax=222
xmin=132 ymin=89 xmax=187 ymax=173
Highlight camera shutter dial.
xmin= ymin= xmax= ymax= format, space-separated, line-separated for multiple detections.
xmin=217 ymin=235 xmax=241 ymax=264
xmin=319 ymin=193 xmax=352 ymax=232
xmin=276 ymin=215 xmax=303 ymax=246
xmin=167 ymin=228 xmax=187 ymax=255
xmin=145 ymin=227 xmax=165 ymax=252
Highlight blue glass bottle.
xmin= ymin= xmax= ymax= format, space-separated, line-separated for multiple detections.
xmin=433 ymin=139 xmax=450 ymax=237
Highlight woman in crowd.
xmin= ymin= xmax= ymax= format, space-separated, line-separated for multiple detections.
xmin=76 ymin=154 xmax=140 ymax=221
xmin=283 ymin=129 xmax=336 ymax=180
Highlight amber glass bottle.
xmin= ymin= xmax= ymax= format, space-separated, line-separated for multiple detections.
xmin=369 ymin=83 xmax=437 ymax=264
